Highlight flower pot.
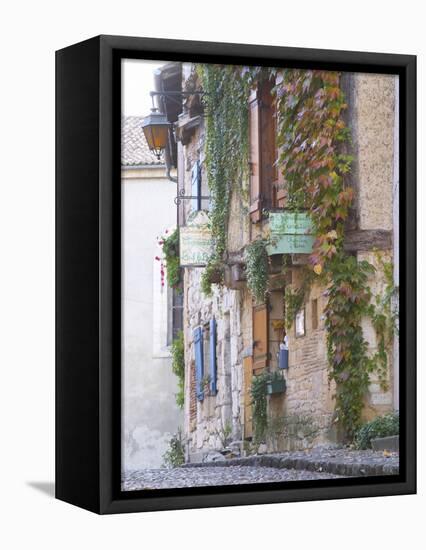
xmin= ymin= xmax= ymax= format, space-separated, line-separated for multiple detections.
xmin=266 ymin=378 xmax=286 ymax=395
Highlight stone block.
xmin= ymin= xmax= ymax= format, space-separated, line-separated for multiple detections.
xmin=371 ymin=435 xmax=399 ymax=452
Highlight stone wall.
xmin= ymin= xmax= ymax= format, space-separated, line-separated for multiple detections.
xmin=348 ymin=72 xmax=396 ymax=231
xmin=266 ymin=73 xmax=398 ymax=452
xmin=180 ymin=67 xmax=398 ymax=459
xmin=267 ymin=279 xmax=337 ymax=452
xmin=183 ymin=268 xmax=246 ymax=460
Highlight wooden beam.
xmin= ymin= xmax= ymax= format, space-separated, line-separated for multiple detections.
xmin=343 ymin=229 xmax=392 ymax=252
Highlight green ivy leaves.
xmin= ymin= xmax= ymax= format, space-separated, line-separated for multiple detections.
xmin=197 ymin=64 xmax=253 ymax=295
xmin=244 ymin=238 xmax=270 ymax=304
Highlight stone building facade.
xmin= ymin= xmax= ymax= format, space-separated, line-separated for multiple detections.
xmin=157 ymin=63 xmax=399 ymax=461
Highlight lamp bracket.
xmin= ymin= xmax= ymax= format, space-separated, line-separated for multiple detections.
xmin=174 ymin=188 xmax=210 ymax=206
xmin=150 ymin=90 xmax=206 ymax=108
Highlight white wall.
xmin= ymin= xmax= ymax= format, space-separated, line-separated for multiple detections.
xmin=121 ymin=168 xmax=183 ymax=470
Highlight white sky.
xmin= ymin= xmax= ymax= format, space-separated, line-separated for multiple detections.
xmin=121 ymin=59 xmax=167 ymax=116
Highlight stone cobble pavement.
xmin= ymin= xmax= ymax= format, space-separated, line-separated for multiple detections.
xmin=182 ymin=448 xmax=399 ymax=477
xmin=122 ymin=466 xmax=341 ymax=491
xmin=122 ymin=448 xmax=399 ymax=490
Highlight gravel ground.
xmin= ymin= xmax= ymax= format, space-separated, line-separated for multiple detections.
xmin=122 ymin=466 xmax=341 ymax=491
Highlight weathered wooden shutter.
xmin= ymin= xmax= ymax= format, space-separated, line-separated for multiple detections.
xmin=243 ymin=355 xmax=253 ymax=439
xmin=249 ymin=81 xmax=278 ymax=220
xmin=209 ymin=318 xmax=217 ymax=395
xmin=259 ymin=80 xmax=277 ymax=210
xmin=274 ymin=73 xmax=286 ymax=207
xmin=191 ymin=160 xmax=201 ymax=211
xmin=249 ymin=88 xmax=261 ymax=223
xmin=253 ymin=303 xmax=269 ymax=373
xmin=193 ymin=326 xmax=204 ymax=401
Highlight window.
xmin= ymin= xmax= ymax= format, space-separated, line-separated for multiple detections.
xmin=295 ymin=308 xmax=306 ymax=338
xmin=167 ymin=283 xmax=183 ymax=345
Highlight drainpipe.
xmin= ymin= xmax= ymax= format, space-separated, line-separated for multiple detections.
xmin=164 ymin=134 xmax=178 ymax=183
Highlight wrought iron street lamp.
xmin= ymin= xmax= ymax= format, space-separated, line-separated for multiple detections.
xmin=141 ymin=107 xmax=171 ymax=160
xmin=141 ymin=90 xmax=206 ymax=160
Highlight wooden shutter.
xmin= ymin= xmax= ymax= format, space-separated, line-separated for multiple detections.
xmin=209 ymin=318 xmax=217 ymax=395
xmin=259 ymin=80 xmax=277 ymax=210
xmin=253 ymin=303 xmax=269 ymax=373
xmin=274 ymin=73 xmax=286 ymax=208
xmin=249 ymin=81 xmax=279 ymax=221
xmin=191 ymin=160 xmax=201 ymax=211
xmin=249 ymin=88 xmax=261 ymax=223
xmin=243 ymin=355 xmax=253 ymax=439
xmin=193 ymin=326 xmax=204 ymax=401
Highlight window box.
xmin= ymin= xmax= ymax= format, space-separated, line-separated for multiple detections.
xmin=266 ymin=376 xmax=286 ymax=395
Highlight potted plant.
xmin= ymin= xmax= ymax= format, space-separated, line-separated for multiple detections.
xmin=266 ymin=371 xmax=286 ymax=395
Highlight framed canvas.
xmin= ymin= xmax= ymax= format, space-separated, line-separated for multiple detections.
xmin=56 ymin=35 xmax=416 ymax=514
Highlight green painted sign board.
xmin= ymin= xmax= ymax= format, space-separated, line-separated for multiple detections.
xmin=267 ymin=212 xmax=314 ymax=255
xmin=180 ymin=223 xmax=213 ymax=267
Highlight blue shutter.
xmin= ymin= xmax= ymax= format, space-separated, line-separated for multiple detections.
xmin=193 ymin=326 xmax=204 ymax=401
xmin=209 ymin=318 xmax=217 ymax=395
xmin=191 ymin=160 xmax=201 ymax=211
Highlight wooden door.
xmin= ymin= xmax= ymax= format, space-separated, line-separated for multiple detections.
xmin=253 ymin=303 xmax=269 ymax=373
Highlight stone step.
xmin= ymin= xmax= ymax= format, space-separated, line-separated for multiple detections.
xmin=371 ymin=435 xmax=399 ymax=452
xmin=181 ymin=450 xmax=399 ymax=477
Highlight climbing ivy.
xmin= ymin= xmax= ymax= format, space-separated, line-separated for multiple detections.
xmin=275 ymin=69 xmax=397 ymax=438
xmin=196 ymin=64 xmax=253 ymax=295
xmin=171 ymin=330 xmax=185 ymax=408
xmin=369 ymin=253 xmax=399 ymax=390
xmin=250 ymin=372 xmax=269 ymax=443
xmin=283 ymin=264 xmax=315 ymax=331
xmin=244 ymin=238 xmax=270 ymax=304
xmin=195 ymin=64 xmax=397 ymax=439
xmin=160 ymin=228 xmax=181 ymax=289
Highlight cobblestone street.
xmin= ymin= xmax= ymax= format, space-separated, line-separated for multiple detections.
xmin=123 ymin=466 xmax=341 ymax=490
xmin=122 ymin=448 xmax=399 ymax=490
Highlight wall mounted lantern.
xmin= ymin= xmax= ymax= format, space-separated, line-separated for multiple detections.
xmin=142 ymin=90 xmax=205 ymax=160
xmin=141 ymin=107 xmax=171 ymax=160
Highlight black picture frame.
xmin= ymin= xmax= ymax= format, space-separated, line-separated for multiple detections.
xmin=56 ymin=35 xmax=416 ymax=515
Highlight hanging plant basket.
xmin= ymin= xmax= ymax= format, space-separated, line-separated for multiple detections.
xmin=208 ymin=267 xmax=223 ymax=284
xmin=266 ymin=375 xmax=287 ymax=395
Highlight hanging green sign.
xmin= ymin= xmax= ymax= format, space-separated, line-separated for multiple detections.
xmin=267 ymin=211 xmax=314 ymax=255
xmin=180 ymin=211 xmax=214 ymax=267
